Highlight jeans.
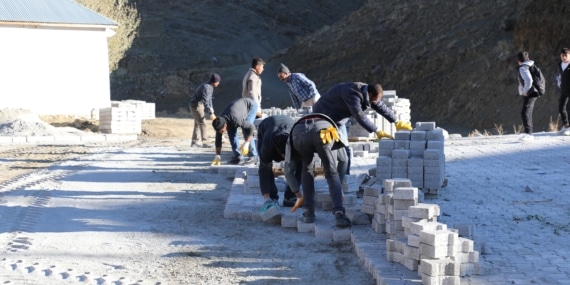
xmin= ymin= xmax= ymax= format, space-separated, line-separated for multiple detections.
xmin=244 ymin=102 xmax=259 ymax=157
xmin=227 ymin=103 xmax=259 ymax=159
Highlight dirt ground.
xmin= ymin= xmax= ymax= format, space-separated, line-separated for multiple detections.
xmin=0 ymin=116 xmax=200 ymax=186
xmin=0 ymin=115 xmax=376 ymax=284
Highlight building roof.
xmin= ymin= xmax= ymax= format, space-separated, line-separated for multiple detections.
xmin=0 ymin=0 xmax=117 ymax=27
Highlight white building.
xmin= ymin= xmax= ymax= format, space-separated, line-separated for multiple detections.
xmin=0 ymin=0 xmax=118 ymax=117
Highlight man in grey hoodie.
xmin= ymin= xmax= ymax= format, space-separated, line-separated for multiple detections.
xmin=516 ymin=51 xmax=539 ymax=141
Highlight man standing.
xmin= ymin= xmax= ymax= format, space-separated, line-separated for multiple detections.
xmin=211 ymin=98 xmax=258 ymax=165
xmin=285 ymin=113 xmax=351 ymax=228
xmin=276 ymin=63 xmax=320 ymax=109
xmin=256 ymin=115 xmax=302 ymax=211
xmin=557 ymin=48 xmax=570 ymax=136
xmin=242 ymin=57 xmax=264 ymax=115
xmin=312 ymin=82 xmax=412 ymax=174
xmin=516 ymin=51 xmax=539 ymax=141
xmin=189 ymin=73 xmax=220 ymax=148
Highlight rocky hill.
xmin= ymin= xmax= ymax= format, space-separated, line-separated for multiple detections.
xmin=88 ymin=0 xmax=569 ymax=135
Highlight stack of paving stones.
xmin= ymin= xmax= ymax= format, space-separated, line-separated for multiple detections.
xmin=213 ymin=100 xmax=481 ymax=284
xmin=99 ymin=103 xmax=142 ymax=135
xmin=377 ymin=122 xmax=446 ymax=197
xmin=358 ymin=177 xmax=481 ymax=284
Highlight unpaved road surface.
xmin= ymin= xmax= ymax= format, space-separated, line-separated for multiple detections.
xmin=0 ymin=117 xmax=375 ymax=285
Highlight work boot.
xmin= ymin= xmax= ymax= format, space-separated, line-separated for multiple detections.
xmin=334 ymin=211 xmax=351 ymax=228
xmin=302 ymin=209 xmax=315 ymax=223
xmin=227 ymin=156 xmax=242 ymax=165
xmin=282 ymin=197 xmax=297 ymax=207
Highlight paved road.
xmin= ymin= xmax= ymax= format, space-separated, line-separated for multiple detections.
xmin=438 ymin=133 xmax=570 ymax=285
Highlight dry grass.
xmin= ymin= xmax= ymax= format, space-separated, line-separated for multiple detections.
xmin=548 ymin=116 xmax=561 ymax=132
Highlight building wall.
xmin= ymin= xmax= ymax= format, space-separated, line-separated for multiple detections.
xmin=0 ymin=25 xmax=112 ymax=118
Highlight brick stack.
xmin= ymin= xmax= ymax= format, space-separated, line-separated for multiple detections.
xmin=376 ymin=122 xmax=446 ymax=196
xmin=99 ymin=104 xmax=142 ymax=134
xmin=375 ymin=181 xmax=482 ymax=284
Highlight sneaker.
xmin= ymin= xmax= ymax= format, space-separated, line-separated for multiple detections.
xmin=519 ymin=134 xmax=534 ymax=142
xmin=202 ymin=143 xmax=213 ymax=148
xmin=242 ymin=156 xmax=258 ymax=165
xmin=260 ymin=199 xmax=278 ymax=213
xmin=334 ymin=211 xmax=352 ymax=228
xmin=559 ymin=126 xmax=570 ymax=136
xmin=302 ymin=209 xmax=315 ymax=223
xmin=282 ymin=197 xmax=297 ymax=207
xmin=227 ymin=156 xmax=243 ymax=165
xmin=191 ymin=142 xmax=203 ymax=148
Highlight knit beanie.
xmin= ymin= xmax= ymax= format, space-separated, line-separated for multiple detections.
xmin=209 ymin=73 xmax=221 ymax=83
xmin=277 ymin=63 xmax=290 ymax=74
xmin=212 ymin=117 xmax=226 ymax=131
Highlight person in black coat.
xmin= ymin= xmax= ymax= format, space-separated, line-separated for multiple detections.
xmin=211 ymin=98 xmax=258 ymax=165
xmin=284 ymin=113 xmax=351 ymax=228
xmin=257 ymin=115 xmax=302 ymax=211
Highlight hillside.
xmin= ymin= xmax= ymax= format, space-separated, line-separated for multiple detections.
xmin=281 ymin=0 xmax=568 ymax=134
xmin=86 ymin=0 xmax=569 ymax=135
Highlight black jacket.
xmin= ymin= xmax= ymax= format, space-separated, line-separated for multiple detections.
xmin=257 ymin=115 xmax=295 ymax=164
xmin=215 ymin=98 xmax=256 ymax=148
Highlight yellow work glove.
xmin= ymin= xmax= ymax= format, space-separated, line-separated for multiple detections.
xmin=210 ymin=114 xmax=216 ymax=120
xmin=291 ymin=197 xmax=304 ymax=213
xmin=211 ymin=155 xmax=221 ymax=166
xmin=376 ymin=130 xmax=394 ymax=140
xmin=319 ymin=126 xmax=340 ymax=144
xmin=395 ymin=120 xmax=412 ymax=131
xmin=239 ymin=142 xmax=250 ymax=156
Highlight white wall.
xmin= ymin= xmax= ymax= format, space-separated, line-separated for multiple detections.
xmin=0 ymin=25 xmax=113 ymax=117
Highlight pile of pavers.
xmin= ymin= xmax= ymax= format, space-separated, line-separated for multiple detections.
xmin=98 ymin=100 xmax=155 ymax=135
xmin=214 ymin=93 xmax=482 ymax=284
xmin=376 ymin=122 xmax=446 ymax=197
xmin=360 ymin=177 xmax=481 ymax=284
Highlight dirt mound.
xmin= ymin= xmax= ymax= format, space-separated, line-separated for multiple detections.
xmin=0 ymin=109 xmax=94 ymax=137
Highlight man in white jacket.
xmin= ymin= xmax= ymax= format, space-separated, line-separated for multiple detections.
xmin=516 ymin=51 xmax=539 ymax=141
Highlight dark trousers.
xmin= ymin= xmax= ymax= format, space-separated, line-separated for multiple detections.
xmin=291 ymin=119 xmax=345 ymax=213
xmin=559 ymin=91 xmax=570 ymax=126
xmin=521 ymin=94 xmax=538 ymax=134
xmin=258 ymin=159 xmax=297 ymax=201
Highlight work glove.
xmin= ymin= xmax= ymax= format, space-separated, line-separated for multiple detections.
xmin=291 ymin=197 xmax=304 ymax=213
xmin=209 ymin=114 xmax=216 ymax=120
xmin=211 ymin=155 xmax=221 ymax=166
xmin=239 ymin=142 xmax=250 ymax=156
xmin=376 ymin=130 xmax=394 ymax=140
xmin=395 ymin=120 xmax=413 ymax=131
xmin=319 ymin=126 xmax=340 ymax=144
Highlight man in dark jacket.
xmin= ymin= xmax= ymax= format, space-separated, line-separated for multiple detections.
xmin=256 ymin=115 xmax=302 ymax=211
xmin=312 ymin=82 xmax=412 ymax=173
xmin=285 ymin=113 xmax=351 ymax=228
xmin=189 ymin=73 xmax=220 ymax=148
xmin=211 ymin=98 xmax=258 ymax=165
xmin=557 ymin=48 xmax=570 ymax=136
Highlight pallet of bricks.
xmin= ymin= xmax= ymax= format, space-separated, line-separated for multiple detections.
xmin=99 ymin=100 xmax=155 ymax=134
